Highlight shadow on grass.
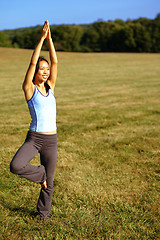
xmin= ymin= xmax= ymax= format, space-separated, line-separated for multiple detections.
xmin=0 ymin=179 xmax=60 ymax=220
xmin=0 ymin=197 xmax=36 ymax=219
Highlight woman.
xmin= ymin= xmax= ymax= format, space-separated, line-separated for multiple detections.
xmin=10 ymin=20 xmax=58 ymax=222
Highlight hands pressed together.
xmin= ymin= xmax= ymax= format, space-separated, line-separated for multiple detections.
xmin=41 ymin=20 xmax=51 ymax=40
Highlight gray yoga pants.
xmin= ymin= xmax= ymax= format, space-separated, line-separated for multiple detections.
xmin=10 ymin=131 xmax=57 ymax=218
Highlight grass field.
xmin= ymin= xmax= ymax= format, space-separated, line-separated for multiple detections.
xmin=0 ymin=47 xmax=160 ymax=239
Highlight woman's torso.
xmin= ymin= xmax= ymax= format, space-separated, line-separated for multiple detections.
xmin=27 ymin=85 xmax=57 ymax=134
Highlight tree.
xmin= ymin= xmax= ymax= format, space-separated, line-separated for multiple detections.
xmin=81 ymin=26 xmax=100 ymax=52
xmin=108 ymin=25 xmax=136 ymax=52
xmin=131 ymin=22 xmax=152 ymax=52
xmin=150 ymin=14 xmax=160 ymax=52
xmin=53 ymin=25 xmax=83 ymax=51
xmin=2 ymin=14 xmax=160 ymax=52
xmin=0 ymin=31 xmax=12 ymax=47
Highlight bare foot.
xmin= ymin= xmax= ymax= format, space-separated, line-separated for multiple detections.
xmin=41 ymin=180 xmax=47 ymax=189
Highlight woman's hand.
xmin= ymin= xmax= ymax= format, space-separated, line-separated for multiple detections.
xmin=46 ymin=20 xmax=51 ymax=40
xmin=41 ymin=20 xmax=49 ymax=40
xmin=45 ymin=20 xmax=58 ymax=91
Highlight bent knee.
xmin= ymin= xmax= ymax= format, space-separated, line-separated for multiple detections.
xmin=10 ymin=161 xmax=22 ymax=174
xmin=10 ymin=161 xmax=17 ymax=174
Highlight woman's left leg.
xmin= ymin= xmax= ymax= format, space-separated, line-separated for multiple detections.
xmin=37 ymin=134 xmax=57 ymax=218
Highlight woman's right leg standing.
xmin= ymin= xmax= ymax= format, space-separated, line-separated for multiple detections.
xmin=10 ymin=132 xmax=46 ymax=184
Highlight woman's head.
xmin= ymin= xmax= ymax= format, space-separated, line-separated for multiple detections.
xmin=33 ymin=56 xmax=50 ymax=83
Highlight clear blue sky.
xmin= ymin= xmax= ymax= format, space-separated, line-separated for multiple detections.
xmin=0 ymin=0 xmax=159 ymax=30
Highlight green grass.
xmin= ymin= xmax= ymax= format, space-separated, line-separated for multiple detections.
xmin=0 ymin=47 xmax=160 ymax=239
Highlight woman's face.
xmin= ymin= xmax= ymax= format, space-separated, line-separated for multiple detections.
xmin=35 ymin=60 xmax=50 ymax=82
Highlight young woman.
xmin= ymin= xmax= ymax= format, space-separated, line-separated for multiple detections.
xmin=10 ymin=20 xmax=58 ymax=222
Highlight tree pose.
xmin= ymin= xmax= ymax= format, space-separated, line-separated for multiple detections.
xmin=10 ymin=20 xmax=58 ymax=222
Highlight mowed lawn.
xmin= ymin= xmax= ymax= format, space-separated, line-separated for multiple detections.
xmin=0 ymin=47 xmax=160 ymax=239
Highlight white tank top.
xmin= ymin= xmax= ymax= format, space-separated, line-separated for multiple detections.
xmin=27 ymin=85 xmax=56 ymax=132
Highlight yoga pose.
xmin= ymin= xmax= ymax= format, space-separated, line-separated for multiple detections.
xmin=10 ymin=20 xmax=58 ymax=222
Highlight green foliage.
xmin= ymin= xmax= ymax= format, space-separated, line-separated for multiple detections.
xmin=2 ymin=13 xmax=160 ymax=52
xmin=81 ymin=24 xmax=101 ymax=52
xmin=0 ymin=31 xmax=12 ymax=47
xmin=131 ymin=22 xmax=152 ymax=52
xmin=12 ymin=27 xmax=41 ymax=49
xmin=53 ymin=25 xmax=83 ymax=51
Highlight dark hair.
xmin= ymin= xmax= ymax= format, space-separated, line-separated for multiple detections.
xmin=32 ymin=56 xmax=49 ymax=83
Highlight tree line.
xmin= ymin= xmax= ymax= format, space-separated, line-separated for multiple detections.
xmin=1 ymin=14 xmax=160 ymax=52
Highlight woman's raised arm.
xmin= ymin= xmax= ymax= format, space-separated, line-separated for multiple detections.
xmin=22 ymin=21 xmax=49 ymax=101
xmin=46 ymin=21 xmax=58 ymax=91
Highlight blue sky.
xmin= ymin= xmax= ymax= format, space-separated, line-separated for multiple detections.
xmin=0 ymin=0 xmax=159 ymax=30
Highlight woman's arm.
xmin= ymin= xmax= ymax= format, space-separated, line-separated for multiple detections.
xmin=46 ymin=21 xmax=58 ymax=92
xmin=22 ymin=21 xmax=49 ymax=101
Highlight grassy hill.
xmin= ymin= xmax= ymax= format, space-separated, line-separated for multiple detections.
xmin=0 ymin=47 xmax=160 ymax=239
